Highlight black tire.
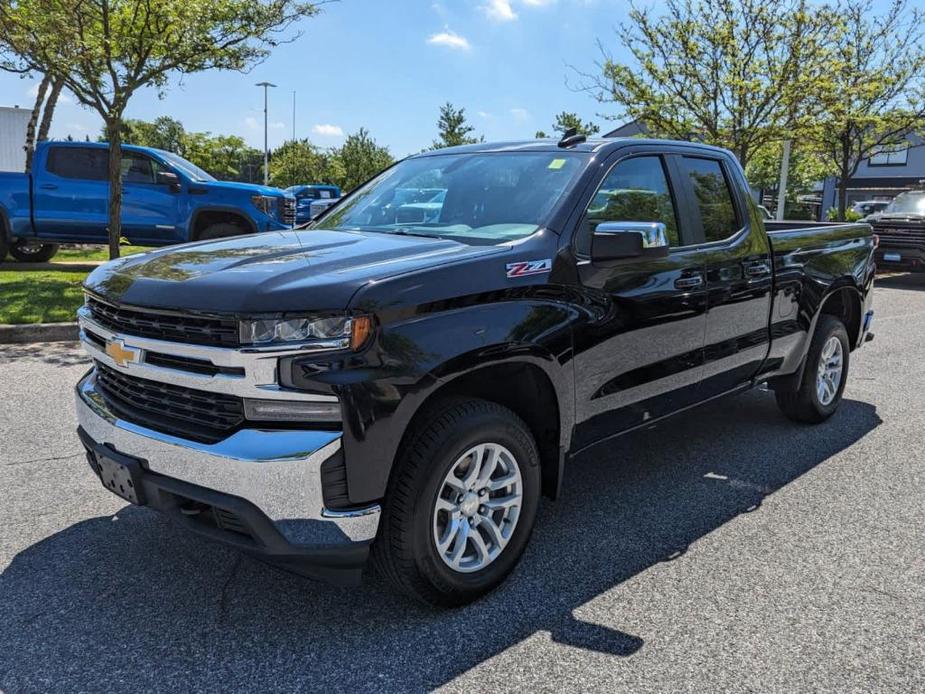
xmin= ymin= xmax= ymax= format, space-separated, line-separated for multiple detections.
xmin=197 ymin=223 xmax=246 ymax=241
xmin=373 ymin=398 xmax=541 ymax=607
xmin=775 ymin=314 xmax=850 ymax=423
xmin=9 ymin=240 xmax=59 ymax=263
xmin=0 ymin=232 xmax=8 ymax=262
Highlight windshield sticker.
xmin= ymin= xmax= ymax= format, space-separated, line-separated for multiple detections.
xmin=548 ymin=158 xmax=566 ymax=170
xmin=506 ymin=259 xmax=553 ymax=278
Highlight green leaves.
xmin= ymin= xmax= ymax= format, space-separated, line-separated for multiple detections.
xmin=431 ymin=102 xmax=482 ymax=149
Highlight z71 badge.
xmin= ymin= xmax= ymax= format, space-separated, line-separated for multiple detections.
xmin=506 ymin=259 xmax=552 ymax=278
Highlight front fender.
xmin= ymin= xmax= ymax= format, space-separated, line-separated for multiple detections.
xmin=285 ymin=300 xmax=577 ymax=505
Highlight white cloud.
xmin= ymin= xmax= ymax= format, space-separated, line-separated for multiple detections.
xmin=427 ymin=30 xmax=471 ymax=50
xmin=522 ymin=0 xmax=555 ymax=6
xmin=270 ymin=121 xmax=286 ymax=130
xmin=477 ymin=111 xmax=493 ymax=119
xmin=510 ymin=107 xmax=530 ymax=121
xmin=312 ymin=124 xmax=344 ymax=137
xmin=244 ymin=116 xmax=259 ymax=131
xmin=481 ymin=0 xmax=517 ymax=21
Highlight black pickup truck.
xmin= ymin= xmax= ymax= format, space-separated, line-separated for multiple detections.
xmin=74 ymin=136 xmax=875 ymax=607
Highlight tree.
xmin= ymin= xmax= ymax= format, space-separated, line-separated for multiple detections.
xmin=334 ymin=128 xmax=393 ymax=192
xmin=746 ymin=141 xmax=834 ymax=203
xmin=535 ymin=111 xmax=599 ymax=139
xmin=119 ymin=117 xmax=187 ymax=153
xmin=0 ymin=0 xmax=318 ymax=259
xmin=812 ymin=0 xmax=925 ymax=220
xmin=268 ymin=138 xmax=343 ymax=188
xmin=431 ymin=102 xmax=482 ymax=149
xmin=581 ymin=0 xmax=832 ymax=168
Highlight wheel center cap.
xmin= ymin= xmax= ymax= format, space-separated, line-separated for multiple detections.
xmin=459 ymin=492 xmax=479 ymax=517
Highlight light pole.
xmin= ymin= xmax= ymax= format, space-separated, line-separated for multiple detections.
xmin=256 ymin=81 xmax=277 ymax=185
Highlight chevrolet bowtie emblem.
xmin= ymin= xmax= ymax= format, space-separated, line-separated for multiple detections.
xmin=105 ymin=338 xmax=141 ymax=367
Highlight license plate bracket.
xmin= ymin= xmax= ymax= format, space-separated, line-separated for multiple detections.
xmin=92 ymin=446 xmax=147 ymax=505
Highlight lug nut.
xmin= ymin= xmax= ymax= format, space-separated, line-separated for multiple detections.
xmin=479 ymin=489 xmax=487 ymax=496
xmin=479 ymin=506 xmax=486 ymax=514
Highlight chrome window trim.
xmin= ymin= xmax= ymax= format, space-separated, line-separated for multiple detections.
xmin=78 ymin=306 xmax=337 ymax=402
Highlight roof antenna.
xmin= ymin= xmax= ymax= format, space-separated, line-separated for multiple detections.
xmin=558 ymin=127 xmax=586 ymax=149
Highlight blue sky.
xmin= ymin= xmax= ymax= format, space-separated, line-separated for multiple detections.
xmin=0 ymin=0 xmax=633 ymax=157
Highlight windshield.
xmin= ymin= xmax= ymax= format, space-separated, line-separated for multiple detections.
xmin=318 ymin=152 xmax=589 ymax=243
xmin=159 ymin=151 xmax=216 ymax=183
xmin=883 ymin=191 xmax=925 ymax=215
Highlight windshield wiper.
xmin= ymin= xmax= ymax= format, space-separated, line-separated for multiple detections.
xmin=389 ymin=228 xmax=440 ymax=238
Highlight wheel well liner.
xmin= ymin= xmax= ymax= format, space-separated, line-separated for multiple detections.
xmin=399 ymin=362 xmax=563 ymax=499
xmin=820 ymin=286 xmax=862 ymax=350
xmin=191 ymin=209 xmax=255 ymax=240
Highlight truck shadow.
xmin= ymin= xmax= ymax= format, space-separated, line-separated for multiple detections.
xmin=0 ymin=391 xmax=881 ymax=692
xmin=875 ymin=272 xmax=925 ymax=291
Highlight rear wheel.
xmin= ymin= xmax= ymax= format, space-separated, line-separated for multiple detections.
xmin=0 ymin=233 xmax=8 ymax=262
xmin=775 ymin=314 xmax=850 ymax=423
xmin=373 ymin=398 xmax=541 ymax=607
xmin=9 ymin=239 xmax=59 ymax=263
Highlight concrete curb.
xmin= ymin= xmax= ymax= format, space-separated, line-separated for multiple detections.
xmin=0 ymin=262 xmax=101 ymax=272
xmin=0 ymin=322 xmax=79 ymax=344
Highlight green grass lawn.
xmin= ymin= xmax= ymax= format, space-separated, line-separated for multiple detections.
xmin=53 ymin=244 xmax=153 ymax=262
xmin=0 ymin=270 xmax=87 ymax=324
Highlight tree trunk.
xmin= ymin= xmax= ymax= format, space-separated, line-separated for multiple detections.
xmin=106 ymin=118 xmax=124 ymax=260
xmin=24 ymin=74 xmax=51 ymax=173
xmin=36 ymin=77 xmax=64 ymax=143
xmin=837 ymin=180 xmax=848 ymax=222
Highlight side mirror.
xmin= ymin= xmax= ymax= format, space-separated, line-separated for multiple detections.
xmin=156 ymin=170 xmax=181 ymax=192
xmin=591 ymin=221 xmax=670 ymax=261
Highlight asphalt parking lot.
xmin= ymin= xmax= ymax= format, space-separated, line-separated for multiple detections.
xmin=1 ymin=275 xmax=923 ymax=693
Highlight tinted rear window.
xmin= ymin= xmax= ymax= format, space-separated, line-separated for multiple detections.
xmin=47 ymin=147 xmax=108 ymax=181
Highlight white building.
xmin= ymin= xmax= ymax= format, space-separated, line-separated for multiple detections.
xmin=0 ymin=106 xmax=31 ymax=172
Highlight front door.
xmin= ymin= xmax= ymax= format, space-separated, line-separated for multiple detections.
xmin=120 ymin=151 xmax=181 ymax=244
xmin=570 ymin=151 xmax=709 ymax=450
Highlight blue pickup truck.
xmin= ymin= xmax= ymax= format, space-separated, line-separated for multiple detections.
xmin=285 ymin=184 xmax=342 ymax=224
xmin=0 ymin=141 xmax=296 ymax=262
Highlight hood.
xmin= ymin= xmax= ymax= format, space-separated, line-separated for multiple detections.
xmin=867 ymin=212 xmax=925 ymax=223
xmin=198 ymin=180 xmax=286 ymax=197
xmin=83 ymin=229 xmax=505 ymax=314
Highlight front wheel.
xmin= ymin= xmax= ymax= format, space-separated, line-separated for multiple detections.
xmin=775 ymin=314 xmax=850 ymax=423
xmin=373 ymin=398 xmax=541 ymax=607
xmin=9 ymin=240 xmax=59 ymax=263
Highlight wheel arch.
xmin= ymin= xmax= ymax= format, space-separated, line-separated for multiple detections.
xmin=398 ymin=358 xmax=567 ymax=501
xmin=190 ymin=207 xmax=256 ymax=240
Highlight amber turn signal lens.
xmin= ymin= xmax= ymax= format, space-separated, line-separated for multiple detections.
xmin=350 ymin=316 xmax=373 ymax=350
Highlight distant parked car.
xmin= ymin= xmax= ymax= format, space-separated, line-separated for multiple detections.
xmin=852 ymin=200 xmax=891 ymax=218
xmin=865 ymin=190 xmax=925 ymax=272
xmin=0 ymin=141 xmax=295 ymax=262
xmin=285 ymin=184 xmax=342 ymax=224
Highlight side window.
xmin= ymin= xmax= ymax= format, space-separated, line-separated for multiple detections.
xmin=680 ymin=157 xmax=739 ymax=242
xmin=577 ymin=156 xmax=680 ymax=255
xmin=121 ymin=153 xmax=158 ymax=184
xmin=46 ymin=147 xmax=108 ymax=181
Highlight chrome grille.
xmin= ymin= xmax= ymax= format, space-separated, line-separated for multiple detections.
xmin=95 ymin=361 xmax=244 ymax=442
xmin=87 ymin=296 xmax=239 ymax=348
xmin=281 ymin=197 xmax=297 ymax=226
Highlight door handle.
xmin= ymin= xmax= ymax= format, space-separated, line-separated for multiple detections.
xmin=745 ymin=261 xmax=771 ymax=277
xmin=39 ymin=183 xmax=58 ymax=190
xmin=674 ymin=275 xmax=704 ymax=290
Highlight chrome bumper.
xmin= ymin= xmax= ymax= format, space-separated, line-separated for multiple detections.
xmin=75 ymin=370 xmax=380 ymax=546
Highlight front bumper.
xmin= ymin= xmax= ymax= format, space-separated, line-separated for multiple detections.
xmin=875 ymin=243 xmax=925 ymax=272
xmin=75 ymin=370 xmax=380 ymax=584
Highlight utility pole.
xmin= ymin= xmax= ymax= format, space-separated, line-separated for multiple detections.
xmin=776 ymin=139 xmax=792 ymax=221
xmin=256 ymin=81 xmax=277 ymax=186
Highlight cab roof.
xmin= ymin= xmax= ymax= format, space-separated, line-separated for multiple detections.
xmin=413 ymin=137 xmax=733 ymax=158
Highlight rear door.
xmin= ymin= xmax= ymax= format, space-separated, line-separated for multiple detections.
xmin=674 ymin=153 xmax=773 ymax=398
xmin=570 ymin=148 xmax=709 ymax=449
xmin=33 ymin=146 xmax=109 ymax=241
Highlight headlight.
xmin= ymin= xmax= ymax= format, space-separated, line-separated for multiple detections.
xmin=239 ymin=315 xmax=372 ymax=351
xmin=251 ymin=194 xmax=276 ymax=216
